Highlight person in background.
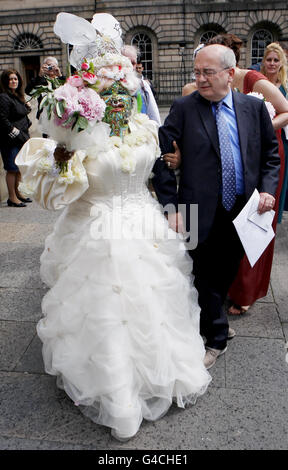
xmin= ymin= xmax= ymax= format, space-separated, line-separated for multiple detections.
xmin=122 ymin=45 xmax=161 ymax=125
xmin=25 ymin=57 xmax=65 ymax=120
xmin=261 ymin=42 xmax=288 ymax=223
xmin=0 ymin=69 xmax=32 ymax=207
xmin=136 ymin=61 xmax=157 ymax=99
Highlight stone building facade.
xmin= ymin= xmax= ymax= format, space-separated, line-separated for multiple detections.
xmin=0 ymin=0 xmax=288 ymax=103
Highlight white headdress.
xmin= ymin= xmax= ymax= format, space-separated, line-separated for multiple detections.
xmin=54 ymin=12 xmax=123 ymax=69
xmin=53 ymin=12 xmax=139 ymax=94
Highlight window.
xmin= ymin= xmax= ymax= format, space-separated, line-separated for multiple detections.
xmin=199 ymin=30 xmax=218 ymax=44
xmin=131 ymin=32 xmax=153 ymax=80
xmin=14 ymin=33 xmax=43 ymax=51
xmin=251 ymin=29 xmax=273 ymax=64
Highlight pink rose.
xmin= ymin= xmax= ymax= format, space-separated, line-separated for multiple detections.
xmin=78 ymin=87 xmax=106 ymax=121
xmin=81 ymin=62 xmax=89 ymax=71
xmin=67 ymin=75 xmax=84 ymax=88
xmin=82 ymin=72 xmax=98 ymax=85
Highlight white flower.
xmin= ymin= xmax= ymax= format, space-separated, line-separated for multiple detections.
xmin=124 ymin=130 xmax=149 ymax=147
xmin=37 ymin=157 xmax=53 ymax=174
xmin=135 ymin=130 xmax=149 ymax=145
xmin=133 ymin=113 xmax=149 ymax=125
xmin=265 ymin=101 xmax=276 ymax=120
xmin=110 ymin=136 xmax=122 ymax=148
xmin=57 ymin=168 xmax=75 ymax=185
xmin=121 ymin=157 xmax=136 ymax=173
xmin=119 ymin=143 xmax=131 ymax=159
xmin=247 ymin=92 xmax=264 ymax=100
xmin=92 ymin=53 xmax=132 ymax=71
xmin=123 ymin=133 xmax=137 ymax=146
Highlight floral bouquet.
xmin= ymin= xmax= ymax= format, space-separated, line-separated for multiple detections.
xmin=31 ymin=60 xmax=106 ymax=132
xmin=29 ymin=60 xmax=107 ymax=173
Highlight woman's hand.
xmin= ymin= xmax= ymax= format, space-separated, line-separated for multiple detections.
xmin=162 ymin=141 xmax=181 ymax=169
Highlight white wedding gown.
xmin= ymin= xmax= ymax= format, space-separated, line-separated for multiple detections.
xmin=16 ymin=113 xmax=211 ymax=440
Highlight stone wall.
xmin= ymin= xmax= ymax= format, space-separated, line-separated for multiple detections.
xmin=0 ymin=1 xmax=287 ymax=95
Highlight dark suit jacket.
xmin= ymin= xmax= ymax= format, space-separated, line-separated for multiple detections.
xmin=152 ymin=90 xmax=280 ymax=243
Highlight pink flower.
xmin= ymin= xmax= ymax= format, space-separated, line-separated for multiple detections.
xmin=78 ymin=87 xmax=106 ymax=121
xmin=81 ymin=62 xmax=89 ymax=71
xmin=53 ymin=83 xmax=80 ymax=127
xmin=54 ymin=83 xmax=79 ymax=111
xmin=82 ymin=72 xmax=98 ymax=85
xmin=67 ymin=75 xmax=84 ymax=88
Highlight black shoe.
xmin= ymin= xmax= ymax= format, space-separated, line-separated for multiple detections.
xmin=7 ymin=199 xmax=27 ymax=207
xmin=18 ymin=196 xmax=32 ymax=203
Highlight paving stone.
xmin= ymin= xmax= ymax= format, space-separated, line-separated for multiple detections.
xmin=220 ymin=388 xmax=288 ymax=450
xmin=106 ymin=387 xmax=288 ymax=450
xmin=256 ymin=284 xmax=274 ymax=303
xmin=0 ymin=287 xmax=47 ymax=322
xmin=283 ymin=322 xmax=288 ymax=343
xmin=0 ymin=372 xmax=110 ymax=447
xmin=0 ymin=244 xmax=44 ymax=288
xmin=0 ymin=202 xmax=60 ymax=224
xmin=271 ymin=221 xmax=288 ymax=322
xmin=270 ymin=264 xmax=288 ymax=322
xmin=0 ymin=436 xmax=98 ymax=450
xmin=0 ymin=321 xmax=35 ymax=371
xmin=0 ymin=222 xmax=54 ymax=244
xmin=105 ymin=388 xmax=229 ymax=450
xmin=226 ymin=337 xmax=288 ymax=391
xmin=14 ymin=333 xmax=45 ymax=374
xmin=228 ymin=302 xmax=283 ymax=339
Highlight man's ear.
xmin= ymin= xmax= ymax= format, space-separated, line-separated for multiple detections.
xmin=228 ymin=67 xmax=235 ymax=84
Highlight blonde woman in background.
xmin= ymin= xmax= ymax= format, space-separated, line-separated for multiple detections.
xmin=261 ymin=42 xmax=288 ymax=223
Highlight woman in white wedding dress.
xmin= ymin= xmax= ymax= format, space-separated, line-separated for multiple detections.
xmin=16 ymin=38 xmax=211 ymax=442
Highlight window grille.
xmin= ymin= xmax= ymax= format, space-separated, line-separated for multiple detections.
xmin=14 ymin=33 xmax=43 ymax=51
xmin=251 ymin=29 xmax=273 ymax=64
xmin=199 ymin=30 xmax=218 ymax=44
xmin=131 ymin=32 xmax=153 ymax=80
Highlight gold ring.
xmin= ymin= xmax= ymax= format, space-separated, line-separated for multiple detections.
xmin=167 ymin=161 xmax=171 ymax=167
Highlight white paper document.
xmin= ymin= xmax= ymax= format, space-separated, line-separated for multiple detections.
xmin=233 ymin=189 xmax=275 ymax=267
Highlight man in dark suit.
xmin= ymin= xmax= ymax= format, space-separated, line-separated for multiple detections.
xmin=152 ymin=45 xmax=280 ymax=369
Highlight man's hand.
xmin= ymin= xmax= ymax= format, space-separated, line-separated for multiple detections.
xmin=258 ymin=192 xmax=275 ymax=214
xmin=40 ymin=64 xmax=61 ymax=79
xmin=167 ymin=212 xmax=185 ymax=233
xmin=162 ymin=141 xmax=181 ymax=169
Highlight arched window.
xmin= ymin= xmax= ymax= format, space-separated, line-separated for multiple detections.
xmin=14 ymin=33 xmax=43 ymax=51
xmin=131 ymin=32 xmax=153 ymax=80
xmin=251 ymin=29 xmax=273 ymax=64
xmin=199 ymin=30 xmax=218 ymax=44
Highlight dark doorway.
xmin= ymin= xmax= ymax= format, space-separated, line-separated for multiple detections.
xmin=21 ymin=56 xmax=40 ymax=87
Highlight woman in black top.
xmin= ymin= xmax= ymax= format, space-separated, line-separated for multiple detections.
xmin=0 ymin=69 xmax=32 ymax=207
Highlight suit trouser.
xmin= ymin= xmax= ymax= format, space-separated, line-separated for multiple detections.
xmin=189 ymin=196 xmax=245 ymax=350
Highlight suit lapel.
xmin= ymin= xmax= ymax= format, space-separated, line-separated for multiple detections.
xmin=195 ymin=92 xmax=220 ymax=159
xmin=232 ymin=90 xmax=249 ymax=163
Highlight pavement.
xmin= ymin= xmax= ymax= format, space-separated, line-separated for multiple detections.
xmin=0 ymin=106 xmax=288 ymax=450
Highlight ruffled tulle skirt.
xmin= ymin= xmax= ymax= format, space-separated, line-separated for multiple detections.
xmin=37 ymin=195 xmax=211 ymax=440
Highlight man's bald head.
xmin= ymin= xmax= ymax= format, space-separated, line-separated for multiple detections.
xmin=194 ymin=44 xmax=236 ymax=102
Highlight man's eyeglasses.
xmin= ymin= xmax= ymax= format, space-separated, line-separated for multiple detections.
xmin=194 ymin=67 xmax=230 ymax=79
